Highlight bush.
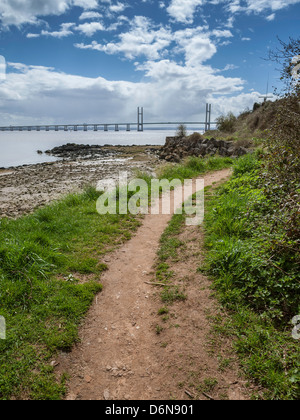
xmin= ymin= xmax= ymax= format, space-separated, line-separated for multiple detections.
xmin=253 ymin=102 xmax=261 ymax=112
xmin=204 ymin=155 xmax=300 ymax=399
xmin=206 ymin=157 xmax=300 ymax=321
xmin=187 ymin=132 xmax=203 ymax=143
xmin=215 ymin=112 xmax=237 ymax=133
xmin=261 ymin=91 xmax=300 ymax=259
xmin=176 ymin=124 xmax=187 ymax=138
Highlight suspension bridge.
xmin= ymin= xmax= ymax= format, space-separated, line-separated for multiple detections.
xmin=0 ymin=104 xmax=215 ymax=133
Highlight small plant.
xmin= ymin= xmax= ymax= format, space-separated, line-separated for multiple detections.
xmin=156 ymin=325 xmax=163 ymax=335
xmin=158 ymin=307 xmax=169 ymax=315
xmin=161 ymin=286 xmax=187 ymax=304
xmin=197 ymin=377 xmax=218 ymax=394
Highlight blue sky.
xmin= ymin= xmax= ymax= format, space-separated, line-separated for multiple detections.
xmin=0 ymin=0 xmax=299 ymax=125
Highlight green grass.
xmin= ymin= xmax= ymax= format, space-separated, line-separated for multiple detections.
xmin=0 ymin=186 xmax=140 ymax=400
xmin=158 ymin=155 xmax=233 ymax=182
xmin=203 ymin=154 xmax=300 ymax=400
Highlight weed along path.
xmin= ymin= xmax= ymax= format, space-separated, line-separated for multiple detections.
xmin=56 ymin=168 xmax=252 ymax=400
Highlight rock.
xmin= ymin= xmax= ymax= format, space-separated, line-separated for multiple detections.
xmin=103 ymin=389 xmax=110 ymax=400
xmin=165 ymin=153 xmax=180 ymax=163
xmin=207 ymin=138 xmax=219 ymax=148
xmin=236 ymin=147 xmax=248 ymax=156
xmin=218 ymin=140 xmax=227 ymax=149
xmin=219 ymin=147 xmax=229 ymax=157
xmin=159 ymin=133 xmax=249 ymax=162
xmin=227 ymin=147 xmax=235 ymax=156
xmin=199 ymin=144 xmax=208 ymax=156
xmin=45 ymin=143 xmax=117 ymax=160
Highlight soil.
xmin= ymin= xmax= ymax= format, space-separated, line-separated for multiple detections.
xmin=55 ymin=168 xmax=256 ymax=400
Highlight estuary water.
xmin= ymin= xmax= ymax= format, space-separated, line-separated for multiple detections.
xmin=0 ymin=129 xmax=183 ymax=168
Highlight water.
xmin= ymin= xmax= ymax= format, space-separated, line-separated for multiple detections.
xmin=0 ymin=129 xmax=185 ymax=168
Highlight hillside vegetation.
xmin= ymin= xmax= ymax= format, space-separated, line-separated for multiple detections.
xmin=203 ymin=88 xmax=300 ymax=399
xmin=206 ymin=96 xmax=300 ymax=148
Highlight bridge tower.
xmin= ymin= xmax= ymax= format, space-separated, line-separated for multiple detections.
xmin=205 ymin=103 xmax=212 ymax=132
xmin=137 ymin=107 xmax=144 ymax=132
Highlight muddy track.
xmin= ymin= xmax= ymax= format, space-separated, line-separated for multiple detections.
xmin=56 ymin=169 xmax=253 ymax=400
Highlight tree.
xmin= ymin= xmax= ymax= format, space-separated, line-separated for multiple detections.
xmin=263 ymin=37 xmax=300 ymax=253
xmin=176 ymin=124 xmax=187 ymax=138
xmin=268 ymin=36 xmax=300 ymax=94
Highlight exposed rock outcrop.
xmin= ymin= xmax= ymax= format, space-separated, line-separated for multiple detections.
xmin=45 ymin=143 xmax=117 ymax=160
xmin=159 ymin=133 xmax=248 ymax=163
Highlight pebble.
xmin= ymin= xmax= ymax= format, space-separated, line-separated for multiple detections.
xmin=103 ymin=389 xmax=110 ymax=400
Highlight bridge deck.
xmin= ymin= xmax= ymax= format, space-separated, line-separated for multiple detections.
xmin=0 ymin=121 xmax=216 ymax=132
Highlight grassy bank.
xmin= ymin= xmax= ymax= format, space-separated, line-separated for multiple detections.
xmin=203 ymin=154 xmax=300 ymax=400
xmin=0 ymin=187 xmax=140 ymax=400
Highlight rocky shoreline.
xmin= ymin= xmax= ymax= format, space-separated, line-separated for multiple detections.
xmin=0 ymin=135 xmax=250 ymax=219
xmin=0 ymin=145 xmax=161 ymax=219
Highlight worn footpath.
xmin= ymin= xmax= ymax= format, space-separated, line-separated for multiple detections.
xmin=56 ymin=169 xmax=255 ymax=400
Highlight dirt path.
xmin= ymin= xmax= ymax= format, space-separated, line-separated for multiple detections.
xmin=56 ymin=169 xmax=253 ymax=400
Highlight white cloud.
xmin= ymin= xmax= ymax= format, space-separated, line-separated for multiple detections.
xmin=27 ymin=20 xmax=107 ymax=38
xmin=246 ymin=0 xmax=300 ymax=13
xmin=180 ymin=35 xmax=217 ymax=66
xmin=266 ymin=13 xmax=276 ymax=20
xmin=1 ymin=0 xmax=299 ymax=28
xmin=41 ymin=23 xmax=75 ymax=38
xmin=27 ymin=22 xmax=75 ymax=38
xmin=75 ymin=17 xmax=233 ymax=64
xmin=227 ymin=0 xmax=300 ymax=15
xmin=0 ymin=60 xmax=257 ymax=126
xmin=75 ymin=16 xmax=173 ymax=60
xmin=167 ymin=0 xmax=204 ymax=23
xmin=109 ymin=1 xmax=128 ymax=13
xmin=26 ymin=33 xmax=40 ymax=39
xmin=0 ymin=0 xmax=98 ymax=27
xmin=79 ymin=11 xmax=103 ymax=20
xmin=75 ymin=21 xmax=105 ymax=36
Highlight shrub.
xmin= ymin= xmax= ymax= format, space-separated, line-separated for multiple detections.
xmin=206 ymin=154 xmax=300 ymax=321
xmin=215 ymin=112 xmax=237 ymax=133
xmin=253 ymin=102 xmax=261 ymax=112
xmin=187 ymin=132 xmax=203 ymax=142
xmin=176 ymin=124 xmax=187 ymax=138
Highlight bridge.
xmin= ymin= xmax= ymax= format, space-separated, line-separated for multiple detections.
xmin=0 ymin=104 xmax=215 ymax=133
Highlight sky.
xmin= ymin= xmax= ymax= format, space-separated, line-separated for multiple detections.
xmin=0 ymin=0 xmax=299 ymax=126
